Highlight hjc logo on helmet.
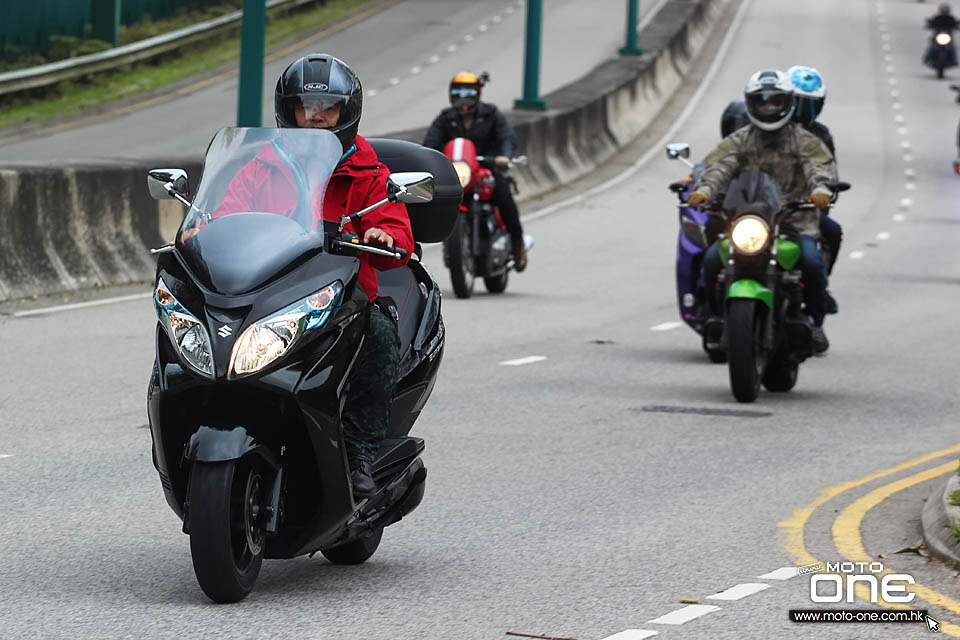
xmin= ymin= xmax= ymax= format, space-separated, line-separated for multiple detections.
xmin=304 ymin=83 xmax=329 ymax=91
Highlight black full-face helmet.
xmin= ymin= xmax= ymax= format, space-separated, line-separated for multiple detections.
xmin=720 ymin=99 xmax=749 ymax=138
xmin=940 ymin=3 xmax=952 ymax=16
xmin=275 ymin=54 xmax=362 ymax=149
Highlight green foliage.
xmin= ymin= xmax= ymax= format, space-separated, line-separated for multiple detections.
xmin=950 ymin=490 xmax=960 ymax=507
xmin=948 ymin=519 xmax=960 ymax=544
xmin=45 ymin=36 xmax=112 ymax=63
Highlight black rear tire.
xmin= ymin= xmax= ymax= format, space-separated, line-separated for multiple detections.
xmin=727 ymin=299 xmax=765 ymax=403
xmin=762 ymin=357 xmax=798 ymax=392
xmin=445 ymin=217 xmax=474 ymax=299
xmin=483 ymin=271 xmax=509 ymax=294
xmin=188 ymin=460 xmax=266 ymax=603
xmin=321 ymin=528 xmax=384 ymax=565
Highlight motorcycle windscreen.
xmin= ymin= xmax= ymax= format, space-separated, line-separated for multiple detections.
xmin=721 ymin=169 xmax=782 ymax=223
xmin=176 ymin=127 xmax=342 ymax=294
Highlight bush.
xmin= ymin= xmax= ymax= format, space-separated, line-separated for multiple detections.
xmin=46 ymin=36 xmax=112 ymax=63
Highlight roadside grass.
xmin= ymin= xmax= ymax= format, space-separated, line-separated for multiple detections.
xmin=950 ymin=489 xmax=960 ymax=507
xmin=0 ymin=0 xmax=374 ymax=130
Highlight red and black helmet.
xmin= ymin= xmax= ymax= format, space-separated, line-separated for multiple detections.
xmin=275 ymin=54 xmax=363 ymax=149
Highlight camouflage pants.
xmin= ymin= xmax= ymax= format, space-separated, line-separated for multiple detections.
xmin=342 ymin=304 xmax=401 ymax=466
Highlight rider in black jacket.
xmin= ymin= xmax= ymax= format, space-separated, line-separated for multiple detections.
xmin=423 ymin=72 xmax=527 ymax=271
xmin=928 ymin=3 xmax=960 ymax=32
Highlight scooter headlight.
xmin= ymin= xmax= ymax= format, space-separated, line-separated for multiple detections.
xmin=453 ymin=161 xmax=472 ymax=188
xmin=154 ymin=277 xmax=214 ymax=378
xmin=937 ymin=32 xmax=952 ymax=46
xmin=730 ymin=216 xmax=770 ymax=256
xmin=229 ymin=281 xmax=343 ymax=377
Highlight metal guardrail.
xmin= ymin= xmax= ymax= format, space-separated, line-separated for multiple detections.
xmin=0 ymin=0 xmax=316 ymax=98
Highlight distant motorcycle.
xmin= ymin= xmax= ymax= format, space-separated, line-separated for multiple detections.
xmin=145 ymin=127 xmax=460 ymax=602
xmin=442 ymin=137 xmax=533 ymax=298
xmin=924 ymin=29 xmax=957 ymax=78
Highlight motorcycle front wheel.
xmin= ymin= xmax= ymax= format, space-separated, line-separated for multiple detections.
xmin=726 ymin=299 xmax=766 ymax=403
xmin=483 ymin=271 xmax=509 ymax=294
xmin=188 ymin=459 xmax=267 ymax=603
xmin=445 ymin=216 xmax=475 ymax=299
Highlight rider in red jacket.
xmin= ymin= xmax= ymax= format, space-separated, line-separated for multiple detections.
xmin=213 ymin=54 xmax=413 ymax=500
xmin=213 ymin=135 xmax=413 ymax=302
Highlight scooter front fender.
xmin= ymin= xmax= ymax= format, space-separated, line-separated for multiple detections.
xmin=185 ymin=425 xmax=279 ymax=469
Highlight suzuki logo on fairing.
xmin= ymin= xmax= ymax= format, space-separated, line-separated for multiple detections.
xmin=218 ymin=325 xmax=233 ymax=338
xmin=303 ymin=83 xmax=328 ymax=91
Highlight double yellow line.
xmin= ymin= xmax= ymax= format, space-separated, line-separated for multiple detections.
xmin=780 ymin=443 xmax=960 ymax=635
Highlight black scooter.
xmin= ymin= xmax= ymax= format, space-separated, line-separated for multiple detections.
xmin=145 ymin=127 xmax=460 ymax=603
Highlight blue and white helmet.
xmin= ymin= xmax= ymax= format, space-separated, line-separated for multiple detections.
xmin=744 ymin=69 xmax=795 ymax=132
xmin=788 ymin=65 xmax=826 ymax=126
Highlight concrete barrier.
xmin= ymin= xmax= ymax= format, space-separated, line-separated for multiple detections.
xmin=0 ymin=0 xmax=736 ymax=303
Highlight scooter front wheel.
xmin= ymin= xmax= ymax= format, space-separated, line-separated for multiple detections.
xmin=188 ymin=459 xmax=266 ymax=603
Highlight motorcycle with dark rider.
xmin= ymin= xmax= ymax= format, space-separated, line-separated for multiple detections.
xmin=145 ymin=127 xmax=460 ymax=602
xmin=442 ymin=136 xmax=533 ymax=298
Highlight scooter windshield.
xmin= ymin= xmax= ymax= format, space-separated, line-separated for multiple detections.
xmin=177 ymin=127 xmax=343 ymax=294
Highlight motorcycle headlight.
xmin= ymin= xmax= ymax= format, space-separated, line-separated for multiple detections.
xmin=229 ymin=281 xmax=343 ymax=378
xmin=154 ymin=278 xmax=214 ymax=378
xmin=937 ymin=32 xmax=952 ymax=45
xmin=453 ymin=161 xmax=472 ymax=188
xmin=730 ymin=216 xmax=770 ymax=256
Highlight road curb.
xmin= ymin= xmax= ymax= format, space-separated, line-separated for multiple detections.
xmin=921 ymin=472 xmax=960 ymax=567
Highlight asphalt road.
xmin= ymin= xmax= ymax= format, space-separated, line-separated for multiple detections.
xmin=2 ymin=0 xmax=960 ymax=638
xmin=0 ymin=0 xmax=665 ymax=163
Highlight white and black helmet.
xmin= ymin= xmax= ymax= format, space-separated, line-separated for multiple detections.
xmin=275 ymin=54 xmax=362 ymax=149
xmin=744 ymin=69 xmax=795 ymax=132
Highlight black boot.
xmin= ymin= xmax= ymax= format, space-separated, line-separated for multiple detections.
xmin=512 ymin=239 xmax=527 ymax=272
xmin=812 ymin=326 xmax=830 ymax=356
xmin=349 ymin=459 xmax=377 ymax=500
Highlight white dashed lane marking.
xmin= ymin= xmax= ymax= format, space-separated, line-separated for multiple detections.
xmin=599 ymin=631 xmax=659 ymax=640
xmin=707 ymin=583 xmax=771 ymax=601
xmin=499 ymin=356 xmax=547 ymax=366
xmin=0 ymin=455 xmax=12 ymax=459
xmin=650 ymin=321 xmax=683 ymax=332
xmin=905 ymin=182 xmax=916 ymax=191
xmin=758 ymin=567 xmax=800 ymax=580
xmin=649 ymin=604 xmax=721 ymax=625
xmin=850 ymin=251 xmax=866 ymax=260
xmin=877 ymin=232 xmax=891 ymax=240
xmin=894 ymin=214 xmax=906 ymax=222
xmin=447 ymin=44 xmax=457 ymax=52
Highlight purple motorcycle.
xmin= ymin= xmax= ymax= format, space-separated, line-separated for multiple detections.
xmin=665 ymin=143 xmax=726 ymax=362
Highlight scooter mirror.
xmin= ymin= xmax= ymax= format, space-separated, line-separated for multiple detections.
xmin=147 ymin=169 xmax=190 ymax=201
xmin=388 ymin=172 xmax=435 ymax=204
xmin=666 ymin=143 xmax=691 ymax=160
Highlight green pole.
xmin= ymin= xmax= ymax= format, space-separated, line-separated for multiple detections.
xmin=90 ymin=0 xmax=120 ymax=47
xmin=237 ymin=0 xmax=267 ymax=127
xmin=514 ymin=0 xmax=547 ymax=111
xmin=620 ymin=0 xmax=644 ymax=56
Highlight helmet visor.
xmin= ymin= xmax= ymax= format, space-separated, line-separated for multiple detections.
xmin=450 ymin=85 xmax=480 ymax=112
xmin=278 ymin=92 xmax=360 ymax=132
xmin=747 ymin=91 xmax=793 ymax=122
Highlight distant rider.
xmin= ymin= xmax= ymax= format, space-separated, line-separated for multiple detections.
xmin=927 ymin=3 xmax=960 ymax=32
xmin=214 ymin=54 xmax=414 ymax=500
xmin=687 ymin=70 xmax=837 ymax=354
xmin=789 ymin=65 xmax=841 ymax=314
xmin=422 ymin=72 xmax=527 ymax=271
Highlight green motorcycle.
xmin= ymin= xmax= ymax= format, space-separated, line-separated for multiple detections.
xmin=703 ymin=171 xmax=848 ymax=402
